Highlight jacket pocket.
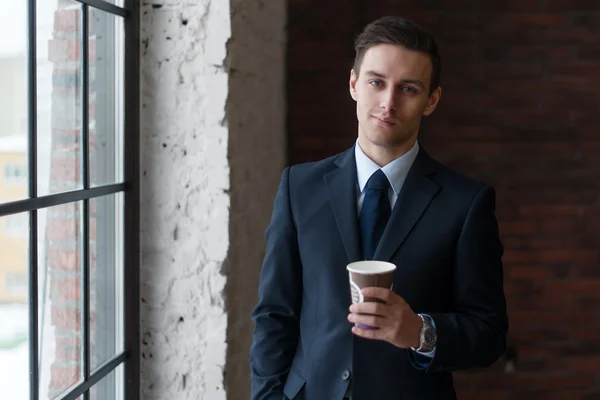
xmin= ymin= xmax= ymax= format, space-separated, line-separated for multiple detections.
xmin=282 ymin=368 xmax=306 ymax=399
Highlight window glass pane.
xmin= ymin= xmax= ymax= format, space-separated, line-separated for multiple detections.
xmin=38 ymin=0 xmax=83 ymax=196
xmin=38 ymin=201 xmax=83 ymax=399
xmin=104 ymin=0 xmax=125 ymax=7
xmin=0 ymin=0 xmax=28 ymax=203
xmin=90 ymin=363 xmax=123 ymax=400
xmin=90 ymin=193 xmax=124 ymax=370
xmin=89 ymin=9 xmax=124 ymax=187
xmin=0 ymin=212 xmax=29 ymax=399
xmin=4 ymin=213 xmax=28 ymax=238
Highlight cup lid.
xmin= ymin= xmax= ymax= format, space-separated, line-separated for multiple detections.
xmin=346 ymin=260 xmax=396 ymax=274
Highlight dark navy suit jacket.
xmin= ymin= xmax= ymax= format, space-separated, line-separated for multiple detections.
xmin=250 ymin=145 xmax=508 ymax=400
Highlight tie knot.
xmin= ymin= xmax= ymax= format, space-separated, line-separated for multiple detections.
xmin=366 ymin=169 xmax=390 ymax=191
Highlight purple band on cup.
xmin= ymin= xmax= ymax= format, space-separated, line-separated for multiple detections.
xmin=356 ymin=323 xmax=376 ymax=330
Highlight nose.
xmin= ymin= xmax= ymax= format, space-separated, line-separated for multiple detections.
xmin=379 ymin=88 xmax=397 ymax=111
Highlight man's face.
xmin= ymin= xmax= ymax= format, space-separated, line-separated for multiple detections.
xmin=350 ymin=44 xmax=441 ymax=149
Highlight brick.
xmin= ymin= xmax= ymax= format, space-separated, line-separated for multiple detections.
xmin=516 ymin=358 xmax=566 ymax=373
xmin=570 ymin=296 xmax=600 ymax=311
xmin=51 ymin=305 xmax=81 ymax=331
xmin=528 ymin=390 xmax=598 ymax=400
xmin=47 ymin=220 xmax=80 ymax=244
xmin=512 ymin=310 xmax=594 ymax=326
xmin=583 ymin=218 xmax=600 ymax=232
xmin=543 ymin=280 xmax=600 ymax=295
xmin=502 ymin=236 xmax=526 ymax=249
xmin=576 ymin=47 xmax=600 ymax=61
xmin=569 ymin=263 xmax=600 ymax=278
xmin=398 ymin=11 xmax=443 ymax=26
xmin=48 ymin=40 xmax=80 ymax=63
xmin=518 ymin=345 xmax=565 ymax=360
xmin=54 ymin=9 xmax=81 ymax=34
xmin=529 ymin=236 xmax=588 ymax=249
xmin=547 ymin=0 xmax=600 ymax=11
xmin=511 ymin=327 xmax=570 ymax=342
xmin=456 ymin=373 xmax=513 ymax=390
xmin=54 ymin=277 xmax=81 ymax=302
xmin=570 ymin=328 xmax=600 ymax=341
xmin=483 ymin=62 xmax=544 ymax=80
xmin=56 ymin=339 xmax=81 ymax=362
xmin=539 ymin=249 xmax=599 ymax=263
xmin=50 ymin=365 xmax=80 ymax=391
xmin=568 ymin=357 xmax=600 ymax=373
xmin=50 ymin=155 xmax=81 ymax=185
xmin=496 ymin=14 xmax=568 ymax=28
xmin=55 ymin=335 xmax=81 ymax=352
xmin=539 ymin=218 xmax=576 ymax=234
xmin=517 ymin=373 xmax=596 ymax=389
xmin=503 ymin=250 xmax=536 ymax=264
xmin=47 ymin=248 xmax=80 ymax=271
xmin=455 ymin=390 xmax=508 ymax=400
xmin=519 ymin=205 xmax=580 ymax=218
xmin=506 ymin=265 xmax=559 ymax=280
xmin=580 ymin=141 xmax=600 ymax=156
xmin=540 ymin=92 xmax=600 ymax=111
xmin=479 ymin=1 xmax=544 ymax=11
xmin=580 ymin=205 xmax=600 ymax=217
xmin=517 ymin=293 xmax=569 ymax=310
xmin=499 ymin=220 xmax=538 ymax=235
xmin=550 ymin=63 xmax=600 ymax=76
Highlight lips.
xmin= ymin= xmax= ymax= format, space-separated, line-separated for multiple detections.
xmin=372 ymin=115 xmax=397 ymax=125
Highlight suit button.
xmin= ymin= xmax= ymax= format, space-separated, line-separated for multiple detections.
xmin=341 ymin=370 xmax=351 ymax=380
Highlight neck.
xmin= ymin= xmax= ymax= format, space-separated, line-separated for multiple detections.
xmin=357 ymin=135 xmax=417 ymax=167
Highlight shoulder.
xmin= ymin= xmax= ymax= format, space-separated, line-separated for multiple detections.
xmin=287 ymin=147 xmax=352 ymax=183
xmin=424 ymin=152 xmax=495 ymax=205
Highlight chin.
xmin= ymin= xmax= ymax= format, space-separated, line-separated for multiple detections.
xmin=366 ymin=131 xmax=407 ymax=149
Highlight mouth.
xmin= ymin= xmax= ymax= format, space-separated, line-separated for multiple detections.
xmin=371 ymin=115 xmax=397 ymax=126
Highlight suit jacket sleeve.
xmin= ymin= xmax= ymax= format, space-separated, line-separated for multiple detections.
xmin=411 ymin=185 xmax=508 ymax=372
xmin=250 ymin=167 xmax=302 ymax=399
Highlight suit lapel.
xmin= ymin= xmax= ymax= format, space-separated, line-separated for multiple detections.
xmin=374 ymin=148 xmax=441 ymax=261
xmin=324 ymin=147 xmax=362 ymax=263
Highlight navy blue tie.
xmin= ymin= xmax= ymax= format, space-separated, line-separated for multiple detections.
xmin=359 ymin=169 xmax=391 ymax=260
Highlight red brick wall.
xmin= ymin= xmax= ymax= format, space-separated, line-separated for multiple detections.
xmin=47 ymin=4 xmax=98 ymax=398
xmin=289 ymin=1 xmax=600 ymax=397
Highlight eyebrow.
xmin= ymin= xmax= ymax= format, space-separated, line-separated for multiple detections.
xmin=363 ymin=70 xmax=426 ymax=89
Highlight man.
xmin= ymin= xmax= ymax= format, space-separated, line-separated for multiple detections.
xmin=250 ymin=16 xmax=508 ymax=400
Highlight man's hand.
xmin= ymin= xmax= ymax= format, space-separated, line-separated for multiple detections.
xmin=348 ymin=287 xmax=422 ymax=349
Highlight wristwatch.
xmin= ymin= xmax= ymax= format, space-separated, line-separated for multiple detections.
xmin=411 ymin=314 xmax=437 ymax=353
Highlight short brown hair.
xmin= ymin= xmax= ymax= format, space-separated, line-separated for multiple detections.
xmin=353 ymin=16 xmax=441 ymax=93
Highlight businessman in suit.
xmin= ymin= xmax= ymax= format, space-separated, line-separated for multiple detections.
xmin=250 ymin=16 xmax=508 ymax=400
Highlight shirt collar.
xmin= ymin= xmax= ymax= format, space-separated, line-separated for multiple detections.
xmin=355 ymin=139 xmax=420 ymax=195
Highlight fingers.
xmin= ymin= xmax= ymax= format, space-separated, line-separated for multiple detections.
xmin=349 ymin=301 xmax=388 ymax=316
xmin=347 ymin=312 xmax=385 ymax=328
xmin=360 ymin=287 xmax=405 ymax=304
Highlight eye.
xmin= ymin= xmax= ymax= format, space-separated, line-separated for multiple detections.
xmin=369 ymin=80 xmax=382 ymax=87
xmin=403 ymin=87 xmax=417 ymax=93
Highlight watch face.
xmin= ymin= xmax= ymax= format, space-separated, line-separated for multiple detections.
xmin=424 ymin=327 xmax=437 ymax=346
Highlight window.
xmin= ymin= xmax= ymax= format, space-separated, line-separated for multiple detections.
xmin=0 ymin=1 xmax=139 ymax=400
xmin=5 ymin=272 xmax=28 ymax=297
xmin=4 ymin=213 xmax=27 ymax=237
xmin=4 ymin=164 xmax=28 ymax=182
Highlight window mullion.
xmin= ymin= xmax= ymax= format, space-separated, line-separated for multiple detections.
xmin=81 ymin=4 xmax=91 ymax=400
xmin=27 ymin=0 xmax=40 ymax=399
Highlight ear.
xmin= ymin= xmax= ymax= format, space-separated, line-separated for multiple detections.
xmin=349 ymin=69 xmax=358 ymax=101
xmin=423 ymin=86 xmax=442 ymax=116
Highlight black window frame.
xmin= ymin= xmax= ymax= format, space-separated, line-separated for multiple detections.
xmin=0 ymin=0 xmax=140 ymax=399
